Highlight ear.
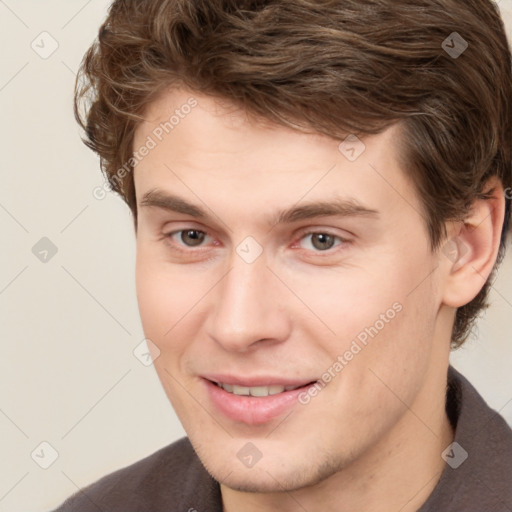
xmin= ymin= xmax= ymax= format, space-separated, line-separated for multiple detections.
xmin=440 ymin=177 xmax=506 ymax=308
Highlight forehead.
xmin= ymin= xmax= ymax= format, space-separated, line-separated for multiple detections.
xmin=136 ymin=88 xmax=348 ymax=165
xmin=132 ymin=88 xmax=424 ymax=229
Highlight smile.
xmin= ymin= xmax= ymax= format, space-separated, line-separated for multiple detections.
xmin=203 ymin=378 xmax=318 ymax=424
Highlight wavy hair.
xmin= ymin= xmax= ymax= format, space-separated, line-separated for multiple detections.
xmin=74 ymin=0 xmax=512 ymax=346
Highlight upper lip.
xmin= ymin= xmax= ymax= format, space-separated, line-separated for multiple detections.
xmin=201 ymin=374 xmax=317 ymax=387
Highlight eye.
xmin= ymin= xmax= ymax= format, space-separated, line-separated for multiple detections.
xmin=168 ymin=229 xmax=209 ymax=247
xmin=299 ymin=232 xmax=343 ymax=251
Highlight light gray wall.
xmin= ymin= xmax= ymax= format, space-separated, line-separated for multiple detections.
xmin=1 ymin=1 xmax=511 ymax=511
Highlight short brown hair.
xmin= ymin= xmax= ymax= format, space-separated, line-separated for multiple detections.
xmin=75 ymin=0 xmax=512 ymax=347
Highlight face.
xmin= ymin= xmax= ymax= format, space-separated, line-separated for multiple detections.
xmin=133 ymin=88 xmax=447 ymax=492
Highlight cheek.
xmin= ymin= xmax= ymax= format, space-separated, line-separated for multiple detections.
xmin=283 ymin=249 xmax=438 ymax=369
xmin=276 ymin=261 xmax=409 ymax=343
xmin=135 ymin=252 xmax=217 ymax=431
xmin=136 ymin=255 xmax=168 ymax=337
xmin=330 ymin=265 xmax=439 ymax=413
xmin=135 ymin=248 xmax=193 ymax=345
xmin=135 ymin=254 xmax=203 ymax=412
xmin=135 ymin=246 xmax=219 ymax=359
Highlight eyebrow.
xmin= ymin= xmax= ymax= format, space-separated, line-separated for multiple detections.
xmin=139 ymin=189 xmax=379 ymax=225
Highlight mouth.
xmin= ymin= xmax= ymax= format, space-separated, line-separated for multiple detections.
xmin=202 ymin=377 xmax=318 ymax=425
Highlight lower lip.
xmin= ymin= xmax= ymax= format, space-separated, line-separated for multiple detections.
xmin=203 ymin=379 xmax=315 ymax=425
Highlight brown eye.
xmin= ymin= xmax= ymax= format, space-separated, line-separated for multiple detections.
xmin=310 ymin=233 xmax=336 ymax=251
xmin=299 ymin=232 xmax=342 ymax=251
xmin=180 ymin=230 xmax=206 ymax=246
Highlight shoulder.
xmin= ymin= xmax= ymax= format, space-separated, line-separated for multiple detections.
xmin=453 ymin=366 xmax=512 ymax=467
xmin=52 ymin=437 xmax=220 ymax=512
xmin=420 ymin=367 xmax=512 ymax=511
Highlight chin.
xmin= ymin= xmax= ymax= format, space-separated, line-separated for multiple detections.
xmin=198 ymin=446 xmax=345 ymax=494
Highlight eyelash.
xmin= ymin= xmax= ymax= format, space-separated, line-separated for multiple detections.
xmin=163 ymin=228 xmax=350 ymax=254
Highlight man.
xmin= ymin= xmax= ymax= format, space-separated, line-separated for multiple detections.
xmin=54 ymin=0 xmax=512 ymax=510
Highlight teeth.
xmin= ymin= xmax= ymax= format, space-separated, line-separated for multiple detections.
xmin=250 ymin=385 xmax=284 ymax=397
xmin=217 ymin=382 xmax=302 ymax=396
xmin=222 ymin=383 xmax=234 ymax=393
xmin=232 ymin=385 xmax=250 ymax=395
xmin=269 ymin=385 xmax=287 ymax=395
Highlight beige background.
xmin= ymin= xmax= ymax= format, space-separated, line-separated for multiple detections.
xmin=0 ymin=1 xmax=511 ymax=511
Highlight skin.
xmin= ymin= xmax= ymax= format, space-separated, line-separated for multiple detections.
xmin=132 ymin=87 xmax=505 ymax=512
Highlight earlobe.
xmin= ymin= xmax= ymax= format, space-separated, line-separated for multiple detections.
xmin=441 ymin=178 xmax=506 ymax=308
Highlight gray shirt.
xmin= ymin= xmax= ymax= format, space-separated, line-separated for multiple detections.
xmin=53 ymin=366 xmax=512 ymax=511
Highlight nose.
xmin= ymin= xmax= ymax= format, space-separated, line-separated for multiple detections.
xmin=206 ymin=253 xmax=292 ymax=352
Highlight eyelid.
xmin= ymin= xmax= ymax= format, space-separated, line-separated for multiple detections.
xmin=161 ymin=219 xmax=210 ymax=237
xmin=294 ymin=226 xmax=351 ymax=242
